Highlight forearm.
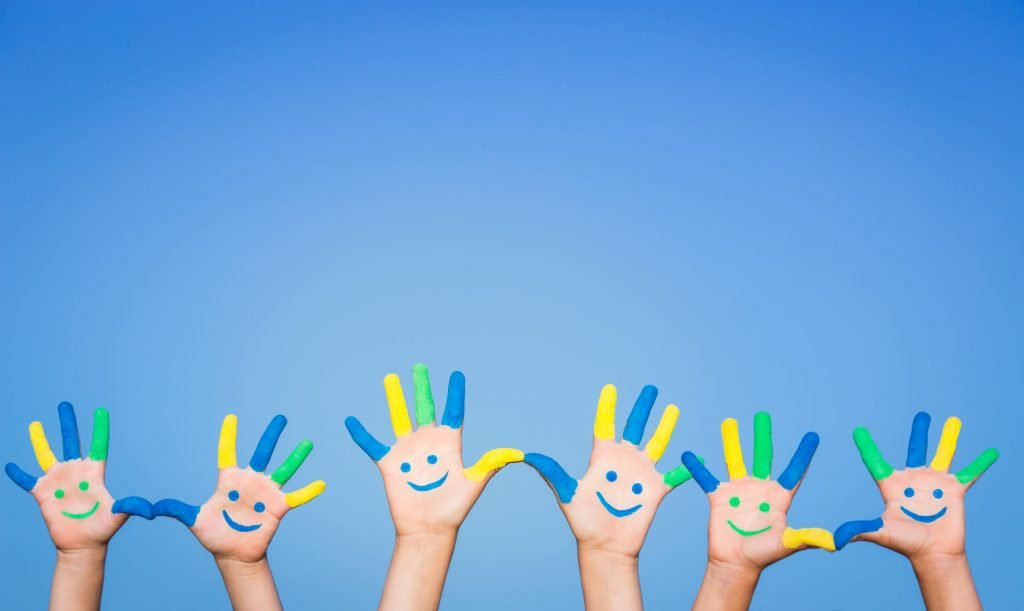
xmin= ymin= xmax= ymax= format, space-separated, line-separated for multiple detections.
xmin=577 ymin=546 xmax=642 ymax=611
xmin=215 ymin=556 xmax=283 ymax=611
xmin=50 ymin=547 xmax=108 ymax=611
xmin=379 ymin=531 xmax=457 ymax=611
xmin=910 ymin=553 xmax=980 ymax=611
xmin=692 ymin=560 xmax=761 ymax=611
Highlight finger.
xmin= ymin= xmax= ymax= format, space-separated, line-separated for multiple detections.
xmin=344 ymin=416 xmax=391 ymax=461
xmin=440 ymin=371 xmax=466 ymax=429
xmin=523 ymin=452 xmax=578 ymax=503
xmin=217 ymin=414 xmax=238 ymax=469
xmin=464 ymin=448 xmax=525 ymax=482
xmin=721 ymin=418 xmax=747 ymax=480
xmin=285 ymin=480 xmax=326 ymax=508
xmin=930 ymin=416 xmax=961 ymax=472
xmin=593 ymin=384 xmax=617 ymax=441
xmin=88 ymin=408 xmax=110 ymax=461
xmin=852 ymin=427 xmax=893 ymax=481
xmin=384 ymin=373 xmax=413 ymax=437
xmin=270 ymin=440 xmax=313 ymax=486
xmin=782 ymin=527 xmax=835 ymax=552
xmin=57 ymin=402 xmax=81 ymax=461
xmin=622 ymin=385 xmax=658 ymax=445
xmin=29 ymin=421 xmax=57 ymax=472
xmin=412 ymin=363 xmax=436 ymax=427
xmin=682 ymin=451 xmax=720 ymax=493
xmin=752 ymin=411 xmax=772 ymax=480
xmin=249 ymin=415 xmax=287 ymax=472
xmin=5 ymin=462 xmax=37 ymax=492
xmin=955 ymin=448 xmax=999 ymax=485
xmin=112 ymin=497 xmax=155 ymax=520
xmin=152 ymin=499 xmax=201 ymax=527
xmin=663 ymin=455 xmax=703 ymax=489
xmin=777 ymin=432 xmax=820 ymax=491
xmin=905 ymin=411 xmax=930 ymax=468
xmin=643 ymin=405 xmax=679 ymax=462
xmin=833 ymin=517 xmax=883 ymax=550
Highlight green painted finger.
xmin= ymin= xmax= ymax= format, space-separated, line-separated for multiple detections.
xmin=853 ymin=427 xmax=894 ymax=481
xmin=752 ymin=411 xmax=772 ymax=479
xmin=413 ymin=363 xmax=436 ymax=426
xmin=955 ymin=448 xmax=999 ymax=485
xmin=664 ymin=455 xmax=704 ymax=488
xmin=270 ymin=440 xmax=313 ymax=485
xmin=88 ymin=408 xmax=110 ymax=461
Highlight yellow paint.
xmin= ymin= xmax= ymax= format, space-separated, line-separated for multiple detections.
xmin=644 ymin=405 xmax=679 ymax=462
xmin=384 ymin=373 xmax=413 ymax=437
xmin=29 ymin=421 xmax=56 ymax=472
xmin=930 ymin=416 xmax=961 ymax=472
xmin=285 ymin=480 xmax=326 ymax=508
xmin=464 ymin=448 xmax=525 ymax=482
xmin=593 ymin=384 xmax=617 ymax=440
xmin=782 ymin=527 xmax=835 ymax=552
xmin=721 ymin=418 xmax=748 ymax=480
xmin=218 ymin=414 xmax=238 ymax=469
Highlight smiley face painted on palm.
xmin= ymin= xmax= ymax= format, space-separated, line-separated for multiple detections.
xmin=401 ymin=453 xmax=449 ymax=492
xmin=53 ymin=480 xmax=101 ymax=520
xmin=595 ymin=469 xmax=645 ymax=517
xmin=900 ymin=485 xmax=947 ymax=523
xmin=725 ymin=495 xmax=773 ymax=536
xmin=222 ymin=488 xmax=267 ymax=532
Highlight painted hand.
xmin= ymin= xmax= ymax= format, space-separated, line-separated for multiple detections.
xmin=682 ymin=412 xmax=834 ymax=570
xmin=151 ymin=414 xmax=326 ymax=563
xmin=5 ymin=402 xmax=153 ymax=551
xmin=524 ymin=384 xmax=691 ymax=557
xmin=345 ymin=364 xmax=523 ymax=536
xmin=833 ymin=412 xmax=998 ymax=556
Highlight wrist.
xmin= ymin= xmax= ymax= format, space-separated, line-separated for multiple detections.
xmin=395 ymin=530 xmax=458 ymax=549
xmin=56 ymin=546 xmax=108 ymax=570
xmin=577 ymin=544 xmax=639 ymax=569
xmin=704 ymin=558 xmax=761 ymax=589
xmin=215 ymin=555 xmax=271 ymax=578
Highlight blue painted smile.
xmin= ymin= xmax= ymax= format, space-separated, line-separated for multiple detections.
xmin=408 ymin=471 xmax=449 ymax=492
xmin=222 ymin=509 xmax=263 ymax=532
xmin=595 ymin=491 xmax=642 ymax=518
xmin=900 ymin=505 xmax=947 ymax=523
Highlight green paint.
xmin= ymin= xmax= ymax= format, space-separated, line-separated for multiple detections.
xmin=759 ymin=502 xmax=770 ymax=512
xmin=727 ymin=520 xmax=772 ymax=537
xmin=412 ymin=363 xmax=435 ymax=426
xmin=88 ymin=408 xmax=109 ymax=461
xmin=79 ymin=481 xmax=89 ymax=491
xmin=62 ymin=501 xmax=100 ymax=520
xmin=752 ymin=411 xmax=772 ymax=479
xmin=955 ymin=448 xmax=999 ymax=484
xmin=54 ymin=489 xmax=65 ymax=499
xmin=853 ymin=427 xmax=894 ymax=480
xmin=271 ymin=440 xmax=313 ymax=485
xmin=729 ymin=496 xmax=740 ymax=507
xmin=664 ymin=455 xmax=704 ymax=488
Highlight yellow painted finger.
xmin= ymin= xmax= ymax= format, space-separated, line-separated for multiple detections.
xmin=721 ymin=418 xmax=747 ymax=480
xmin=384 ymin=373 xmax=413 ymax=437
xmin=218 ymin=414 xmax=238 ymax=469
xmin=464 ymin=448 xmax=525 ymax=482
xmin=643 ymin=405 xmax=679 ymax=462
xmin=782 ymin=527 xmax=836 ymax=552
xmin=29 ymin=421 xmax=57 ymax=472
xmin=593 ymin=384 xmax=617 ymax=440
xmin=285 ymin=480 xmax=326 ymax=508
xmin=930 ymin=416 xmax=961 ymax=472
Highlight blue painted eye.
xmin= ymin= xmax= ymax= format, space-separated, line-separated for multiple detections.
xmin=400 ymin=462 xmax=411 ymax=473
xmin=228 ymin=490 xmax=240 ymax=501
xmin=933 ymin=488 xmax=944 ymax=499
xmin=427 ymin=454 xmax=438 ymax=464
xmin=904 ymin=487 xmax=915 ymax=498
xmin=606 ymin=470 xmax=618 ymax=482
xmin=632 ymin=483 xmax=643 ymax=495
xmin=254 ymin=502 xmax=265 ymax=513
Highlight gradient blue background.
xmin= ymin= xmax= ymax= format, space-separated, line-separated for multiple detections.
xmin=2 ymin=2 xmax=1021 ymax=609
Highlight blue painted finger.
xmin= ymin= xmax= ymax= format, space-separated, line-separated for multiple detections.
xmin=152 ymin=499 xmax=201 ymax=527
xmin=623 ymin=385 xmax=658 ymax=445
xmin=681 ymin=451 xmax=720 ymax=493
xmin=906 ymin=411 xmax=930 ymax=468
xmin=249 ymin=415 xmax=287 ymax=472
xmin=523 ymin=452 xmax=577 ymax=504
xmin=5 ymin=462 xmax=37 ymax=492
xmin=344 ymin=416 xmax=390 ymax=461
xmin=441 ymin=371 xmax=466 ymax=429
xmin=834 ymin=517 xmax=883 ymax=550
xmin=113 ymin=496 xmax=155 ymax=520
xmin=57 ymin=401 xmax=81 ymax=461
xmin=777 ymin=432 xmax=820 ymax=490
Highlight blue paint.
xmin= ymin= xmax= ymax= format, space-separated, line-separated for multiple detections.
xmin=524 ymin=452 xmax=578 ymax=504
xmin=407 ymin=471 xmax=448 ymax=491
xmin=622 ymin=384 xmax=658 ymax=445
xmin=400 ymin=462 xmax=411 ymax=473
xmin=153 ymin=499 xmax=201 ymax=527
xmin=933 ymin=488 xmax=943 ymax=499
xmin=5 ymin=462 xmax=37 ymax=492
xmin=906 ymin=411 xmax=931 ymax=468
xmin=595 ymin=491 xmax=642 ymax=517
xmin=222 ymin=509 xmax=263 ymax=532
xmin=777 ymin=432 xmax=820 ymax=490
xmin=57 ymin=401 xmax=81 ymax=461
xmin=345 ymin=416 xmax=390 ymax=462
xmin=427 ymin=454 xmax=437 ymax=464
xmin=441 ymin=371 xmax=466 ymax=429
xmin=254 ymin=501 xmax=265 ymax=513
xmin=228 ymin=489 xmax=240 ymax=501
xmin=112 ymin=496 xmax=155 ymax=519
xmin=904 ymin=487 xmax=915 ymax=498
xmin=631 ymin=482 xmax=643 ymax=494
xmin=606 ymin=470 xmax=617 ymax=482
xmin=900 ymin=505 xmax=947 ymax=523
xmin=682 ymin=451 xmax=720 ymax=493
xmin=249 ymin=414 xmax=287 ymax=472
xmin=833 ymin=517 xmax=883 ymax=550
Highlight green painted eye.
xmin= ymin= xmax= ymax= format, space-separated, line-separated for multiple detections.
xmin=54 ymin=489 xmax=65 ymax=499
xmin=78 ymin=481 xmax=89 ymax=491
xmin=759 ymin=502 xmax=770 ymax=512
xmin=729 ymin=496 xmax=740 ymax=507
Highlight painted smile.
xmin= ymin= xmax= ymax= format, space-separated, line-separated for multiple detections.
xmin=726 ymin=520 xmax=772 ymax=537
xmin=407 ymin=471 xmax=449 ymax=492
xmin=62 ymin=501 xmax=100 ymax=520
xmin=899 ymin=505 xmax=947 ymax=523
xmin=222 ymin=510 xmax=263 ymax=532
xmin=595 ymin=491 xmax=642 ymax=518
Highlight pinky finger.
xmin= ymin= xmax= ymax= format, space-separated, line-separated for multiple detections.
xmin=833 ymin=517 xmax=883 ymax=550
xmin=5 ymin=462 xmax=37 ymax=492
xmin=285 ymin=480 xmax=326 ymax=508
xmin=782 ymin=527 xmax=835 ymax=552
